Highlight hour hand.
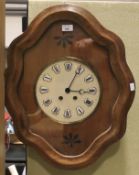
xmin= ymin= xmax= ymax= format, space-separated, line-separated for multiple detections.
xmin=70 ymin=89 xmax=85 ymax=94
xmin=70 ymin=89 xmax=87 ymax=95
xmin=70 ymin=88 xmax=96 ymax=95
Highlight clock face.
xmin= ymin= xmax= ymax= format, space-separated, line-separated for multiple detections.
xmin=35 ymin=57 xmax=101 ymax=124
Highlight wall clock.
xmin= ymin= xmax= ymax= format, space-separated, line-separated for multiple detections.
xmin=5 ymin=4 xmax=135 ymax=169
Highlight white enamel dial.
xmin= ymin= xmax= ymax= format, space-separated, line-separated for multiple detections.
xmin=35 ymin=57 xmax=101 ymax=124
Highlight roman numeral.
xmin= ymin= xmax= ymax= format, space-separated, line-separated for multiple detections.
xmin=84 ymin=75 xmax=93 ymax=83
xmin=43 ymin=74 xmax=52 ymax=82
xmin=39 ymin=87 xmax=48 ymax=94
xmin=84 ymin=98 xmax=93 ymax=106
xmin=88 ymin=87 xmax=97 ymax=95
xmin=43 ymin=99 xmax=52 ymax=106
xmin=64 ymin=109 xmax=72 ymax=118
xmin=52 ymin=64 xmax=60 ymax=74
xmin=64 ymin=62 xmax=72 ymax=71
xmin=51 ymin=107 xmax=60 ymax=115
xmin=76 ymin=106 xmax=84 ymax=116
xmin=76 ymin=65 xmax=84 ymax=75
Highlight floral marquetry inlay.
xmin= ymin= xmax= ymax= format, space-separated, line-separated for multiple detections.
xmin=54 ymin=34 xmax=73 ymax=48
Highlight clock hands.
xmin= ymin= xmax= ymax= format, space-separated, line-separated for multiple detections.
xmin=67 ymin=73 xmax=77 ymax=90
xmin=65 ymin=65 xmax=84 ymax=93
xmin=70 ymin=88 xmax=96 ymax=95
xmin=65 ymin=65 xmax=96 ymax=95
xmin=70 ymin=89 xmax=86 ymax=94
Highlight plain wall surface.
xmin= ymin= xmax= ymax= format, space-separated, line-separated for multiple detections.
xmin=27 ymin=1 xmax=139 ymax=175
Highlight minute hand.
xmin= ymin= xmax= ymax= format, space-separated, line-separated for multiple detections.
xmin=67 ymin=65 xmax=83 ymax=89
xmin=68 ymin=73 xmax=77 ymax=89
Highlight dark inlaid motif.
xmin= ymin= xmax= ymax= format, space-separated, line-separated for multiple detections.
xmin=54 ymin=34 xmax=73 ymax=48
xmin=63 ymin=133 xmax=81 ymax=147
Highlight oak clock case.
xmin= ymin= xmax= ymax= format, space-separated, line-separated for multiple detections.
xmin=5 ymin=4 xmax=135 ymax=169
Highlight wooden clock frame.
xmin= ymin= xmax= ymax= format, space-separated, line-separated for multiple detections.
xmin=5 ymin=4 xmax=135 ymax=169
